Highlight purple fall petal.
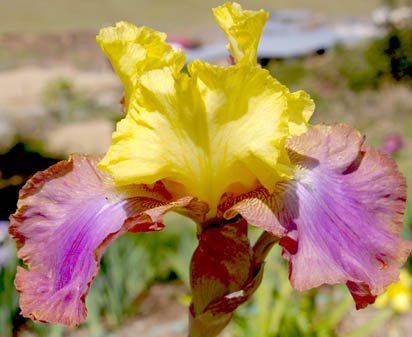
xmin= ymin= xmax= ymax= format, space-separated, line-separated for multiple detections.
xmin=279 ymin=125 xmax=411 ymax=307
xmin=225 ymin=124 xmax=411 ymax=309
xmin=9 ymin=154 xmax=199 ymax=325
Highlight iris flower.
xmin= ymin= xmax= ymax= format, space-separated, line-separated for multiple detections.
xmin=9 ymin=3 xmax=411 ymax=336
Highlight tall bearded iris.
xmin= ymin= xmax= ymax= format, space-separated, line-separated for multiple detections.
xmin=9 ymin=3 xmax=411 ymax=336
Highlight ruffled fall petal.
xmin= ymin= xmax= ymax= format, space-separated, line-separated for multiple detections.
xmin=9 ymin=155 xmax=200 ymax=325
xmin=213 ymin=2 xmax=268 ymax=65
xmin=96 ymin=21 xmax=185 ymax=110
xmin=224 ymin=124 xmax=411 ymax=308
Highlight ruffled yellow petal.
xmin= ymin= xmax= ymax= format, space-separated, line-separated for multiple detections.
xmin=100 ymin=62 xmax=294 ymax=212
xmin=213 ymin=2 xmax=268 ymax=65
xmin=98 ymin=4 xmax=315 ymax=215
xmin=286 ymin=90 xmax=315 ymax=135
xmin=96 ymin=21 xmax=185 ymax=110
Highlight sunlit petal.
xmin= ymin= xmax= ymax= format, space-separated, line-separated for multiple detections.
xmin=96 ymin=21 xmax=185 ymax=110
xmin=99 ymin=62 xmax=300 ymax=213
xmin=224 ymin=124 xmax=411 ymax=308
xmin=213 ymin=2 xmax=268 ymax=65
xmin=9 ymin=155 xmax=200 ymax=325
xmin=98 ymin=8 xmax=314 ymax=214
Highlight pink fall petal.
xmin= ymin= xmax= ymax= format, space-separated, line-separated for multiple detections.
xmin=225 ymin=124 xmax=412 ymax=309
xmin=9 ymin=154 xmax=203 ymax=325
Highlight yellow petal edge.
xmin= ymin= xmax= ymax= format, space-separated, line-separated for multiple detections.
xmin=97 ymin=2 xmax=314 ymax=215
xmin=96 ymin=21 xmax=185 ymax=110
xmin=213 ymin=2 xmax=268 ymax=65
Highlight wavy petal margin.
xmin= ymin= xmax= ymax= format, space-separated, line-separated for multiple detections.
xmin=96 ymin=22 xmax=185 ymax=110
xmin=9 ymin=155 xmax=201 ymax=325
xmin=98 ymin=3 xmax=314 ymax=214
xmin=213 ymin=2 xmax=268 ymax=65
xmin=224 ymin=124 xmax=412 ymax=308
xmin=98 ymin=60 xmax=294 ymax=214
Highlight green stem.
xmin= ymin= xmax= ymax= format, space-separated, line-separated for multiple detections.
xmin=253 ymin=231 xmax=280 ymax=266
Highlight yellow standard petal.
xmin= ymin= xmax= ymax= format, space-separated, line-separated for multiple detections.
xmin=96 ymin=21 xmax=185 ymax=110
xmin=213 ymin=2 xmax=268 ymax=65
xmin=100 ymin=62 xmax=290 ymax=212
xmin=286 ymin=90 xmax=315 ymax=135
xmin=98 ymin=3 xmax=314 ymax=215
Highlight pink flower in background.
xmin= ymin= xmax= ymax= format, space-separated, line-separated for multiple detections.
xmin=381 ymin=133 xmax=404 ymax=155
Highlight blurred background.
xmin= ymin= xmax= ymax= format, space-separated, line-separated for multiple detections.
xmin=1 ymin=0 xmax=411 ymax=336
